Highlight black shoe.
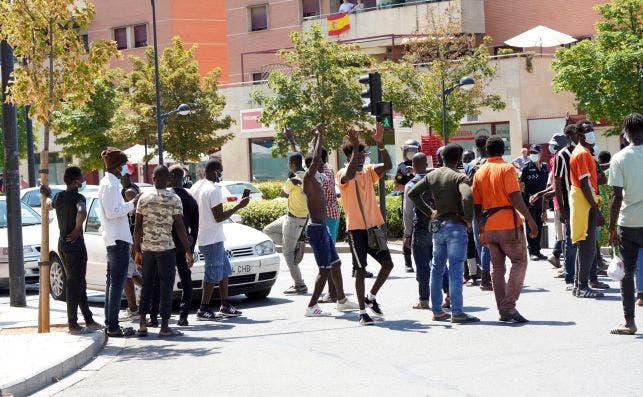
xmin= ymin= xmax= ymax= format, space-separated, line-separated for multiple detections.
xmin=196 ymin=309 xmax=219 ymax=321
xmin=147 ymin=318 xmax=159 ymax=328
xmin=499 ymin=310 xmax=529 ymax=323
xmin=535 ymin=252 xmax=547 ymax=260
xmin=405 ymin=265 xmax=414 ymax=273
xmin=284 ymin=285 xmax=308 ymax=295
xmin=359 ymin=313 xmax=375 ymax=326
xmin=177 ymin=317 xmax=189 ymax=326
xmin=352 ymin=269 xmax=374 ymax=278
xmin=364 ymin=296 xmax=383 ymax=316
xmin=530 ymin=254 xmax=541 ymax=261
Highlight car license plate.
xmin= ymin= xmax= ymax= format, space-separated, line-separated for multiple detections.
xmin=233 ymin=263 xmax=257 ymax=275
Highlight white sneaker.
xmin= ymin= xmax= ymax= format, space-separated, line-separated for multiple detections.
xmin=336 ymin=299 xmax=359 ymax=312
xmin=119 ymin=308 xmax=139 ymax=321
xmin=305 ymin=304 xmax=330 ymax=317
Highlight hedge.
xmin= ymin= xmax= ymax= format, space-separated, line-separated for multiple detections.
xmin=256 ymin=178 xmax=395 ymax=200
xmin=226 ymin=195 xmax=404 ymax=240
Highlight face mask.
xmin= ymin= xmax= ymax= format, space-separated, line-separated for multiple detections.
xmin=120 ymin=164 xmax=128 ymax=177
xmin=584 ymin=131 xmax=596 ymax=145
xmin=314 ymin=172 xmax=324 ymax=184
xmin=591 ymin=145 xmax=599 ymax=157
xmin=79 ymin=181 xmax=87 ymax=191
xmin=530 ymin=154 xmax=539 ymax=162
xmin=549 ymin=144 xmax=557 ymax=154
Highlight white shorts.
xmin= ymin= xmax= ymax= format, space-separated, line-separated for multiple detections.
xmin=127 ymin=256 xmax=140 ymax=278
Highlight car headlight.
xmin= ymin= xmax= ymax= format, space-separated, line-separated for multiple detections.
xmin=254 ymin=240 xmax=275 ymax=256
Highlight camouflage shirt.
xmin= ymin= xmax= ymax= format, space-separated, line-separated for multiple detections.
xmin=136 ymin=189 xmax=183 ymax=252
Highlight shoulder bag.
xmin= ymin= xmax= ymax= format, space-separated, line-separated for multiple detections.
xmin=354 ymin=176 xmax=388 ymax=252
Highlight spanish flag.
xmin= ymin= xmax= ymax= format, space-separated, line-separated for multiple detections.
xmin=327 ymin=13 xmax=350 ymax=36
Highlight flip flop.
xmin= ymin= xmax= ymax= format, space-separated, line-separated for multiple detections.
xmin=412 ymin=302 xmax=430 ymax=310
xmin=159 ymin=329 xmax=184 ymax=338
xmin=610 ymin=325 xmax=636 ymax=335
xmin=432 ymin=312 xmax=451 ymax=321
xmin=451 ymin=314 xmax=481 ymax=324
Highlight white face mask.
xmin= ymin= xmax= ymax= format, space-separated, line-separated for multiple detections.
xmin=584 ymin=131 xmax=596 ymax=145
xmin=530 ymin=154 xmax=539 ymax=162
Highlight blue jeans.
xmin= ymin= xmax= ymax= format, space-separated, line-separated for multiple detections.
xmin=431 ymin=223 xmax=468 ymax=315
xmin=412 ymin=228 xmax=433 ymax=302
xmin=105 ymin=240 xmax=130 ymax=332
xmin=636 ymin=248 xmax=643 ymax=294
xmin=472 ymin=217 xmax=490 ymax=272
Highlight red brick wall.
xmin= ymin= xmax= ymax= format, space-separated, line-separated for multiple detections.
xmin=485 ymin=0 xmax=600 ymax=48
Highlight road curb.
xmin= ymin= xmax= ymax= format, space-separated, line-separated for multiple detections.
xmin=1 ymin=330 xmax=106 ymax=397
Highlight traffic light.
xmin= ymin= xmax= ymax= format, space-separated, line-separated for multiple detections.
xmin=377 ymin=101 xmax=393 ymax=131
xmin=359 ymin=72 xmax=382 ymax=115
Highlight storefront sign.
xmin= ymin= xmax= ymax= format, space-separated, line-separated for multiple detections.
xmin=240 ymin=108 xmax=273 ymax=133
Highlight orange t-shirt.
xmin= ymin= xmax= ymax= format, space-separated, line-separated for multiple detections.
xmin=569 ymin=145 xmax=598 ymax=193
xmin=472 ymin=157 xmax=523 ymax=231
xmin=337 ymin=165 xmax=385 ymax=231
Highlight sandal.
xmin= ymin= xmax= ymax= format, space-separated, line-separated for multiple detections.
xmin=432 ymin=312 xmax=451 ymax=321
xmin=107 ymin=327 xmax=136 ymax=338
xmin=412 ymin=302 xmax=430 ymax=310
xmin=610 ymin=324 xmax=636 ymax=335
xmin=451 ymin=314 xmax=481 ymax=324
xmin=159 ymin=329 xmax=184 ymax=338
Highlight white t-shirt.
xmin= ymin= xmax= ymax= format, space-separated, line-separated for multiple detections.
xmin=338 ymin=2 xmax=355 ymax=13
xmin=608 ymin=144 xmax=643 ymax=228
xmin=189 ymin=179 xmax=225 ymax=246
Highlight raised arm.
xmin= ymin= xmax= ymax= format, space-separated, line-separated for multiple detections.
xmin=372 ymin=122 xmax=392 ymax=177
xmin=304 ymin=124 xmax=324 ymax=184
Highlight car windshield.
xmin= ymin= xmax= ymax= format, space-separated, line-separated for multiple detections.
xmin=225 ymin=183 xmax=261 ymax=195
xmin=0 ymin=200 xmax=42 ymax=228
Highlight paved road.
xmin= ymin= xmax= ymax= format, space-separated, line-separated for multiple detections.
xmin=36 ymin=249 xmax=642 ymax=396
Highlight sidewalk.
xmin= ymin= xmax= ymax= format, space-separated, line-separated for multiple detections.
xmin=277 ymin=238 xmax=405 ymax=255
xmin=0 ymin=292 xmax=106 ymax=397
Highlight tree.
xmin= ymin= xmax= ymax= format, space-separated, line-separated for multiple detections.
xmin=52 ymin=74 xmax=122 ymax=171
xmin=0 ymin=0 xmax=117 ymax=332
xmin=117 ymin=37 xmax=233 ymax=162
xmin=379 ymin=13 xmax=505 ymax=138
xmin=551 ymin=0 xmax=642 ymax=133
xmin=0 ymin=105 xmax=29 ymax=167
xmin=251 ymin=25 xmax=373 ymax=156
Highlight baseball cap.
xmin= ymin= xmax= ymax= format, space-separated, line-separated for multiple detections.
xmin=529 ymin=144 xmax=543 ymax=154
xmin=548 ymin=133 xmax=569 ymax=148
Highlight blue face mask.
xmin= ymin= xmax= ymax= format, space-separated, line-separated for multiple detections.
xmin=80 ymin=181 xmax=87 ymax=191
xmin=592 ymin=145 xmax=599 ymax=157
xmin=120 ymin=164 xmax=128 ymax=177
xmin=549 ymin=144 xmax=557 ymax=153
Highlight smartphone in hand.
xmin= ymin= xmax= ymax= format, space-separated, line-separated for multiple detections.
xmin=242 ymin=188 xmax=251 ymax=199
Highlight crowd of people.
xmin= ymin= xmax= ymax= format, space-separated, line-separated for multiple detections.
xmin=44 ymin=112 xmax=641 ymax=336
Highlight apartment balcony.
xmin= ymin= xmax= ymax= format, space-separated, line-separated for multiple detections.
xmin=302 ymin=0 xmax=484 ymax=49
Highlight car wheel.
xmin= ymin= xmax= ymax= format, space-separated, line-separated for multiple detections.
xmin=245 ymin=288 xmax=271 ymax=300
xmin=49 ymin=255 xmax=66 ymax=301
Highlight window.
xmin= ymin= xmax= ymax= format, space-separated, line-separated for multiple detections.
xmin=250 ymin=138 xmax=289 ymax=182
xmin=252 ymin=72 xmax=264 ymax=84
xmin=85 ymin=199 xmax=101 ymax=234
xmin=133 ymin=24 xmax=147 ymax=48
xmin=113 ymin=27 xmax=127 ymax=50
xmin=80 ymin=34 xmax=89 ymax=51
xmin=302 ymin=0 xmax=320 ymax=18
xmin=249 ymin=5 xmax=268 ymax=32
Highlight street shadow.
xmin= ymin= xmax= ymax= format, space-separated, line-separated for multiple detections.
xmin=217 ymin=323 xmax=358 ymax=341
xmin=116 ymin=342 xmax=221 ymax=362
xmin=218 ymin=317 xmax=281 ymax=326
xmin=178 ymin=323 xmax=236 ymax=333
xmin=483 ymin=320 xmax=576 ymax=327
xmin=374 ymin=319 xmax=447 ymax=333
xmin=521 ymin=286 xmax=550 ymax=293
xmin=234 ymin=297 xmax=295 ymax=309
xmin=462 ymin=306 xmax=489 ymax=313
xmin=597 ymin=295 xmax=622 ymax=301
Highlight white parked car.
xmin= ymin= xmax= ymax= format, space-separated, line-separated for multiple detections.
xmin=218 ymin=181 xmax=263 ymax=202
xmin=21 ymin=185 xmax=99 ymax=216
xmin=0 ymin=197 xmax=42 ymax=288
xmin=47 ymin=187 xmax=280 ymax=302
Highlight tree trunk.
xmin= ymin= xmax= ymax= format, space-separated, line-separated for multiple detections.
xmin=38 ymin=124 xmax=50 ymax=333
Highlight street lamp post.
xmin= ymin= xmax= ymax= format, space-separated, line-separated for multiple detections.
xmin=150 ymin=0 xmax=164 ymax=165
xmin=441 ymin=75 xmax=475 ymax=146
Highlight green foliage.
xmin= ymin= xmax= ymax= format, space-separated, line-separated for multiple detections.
xmin=255 ymin=181 xmax=284 ymax=200
xmin=551 ymin=0 xmax=642 ymax=134
xmin=0 ymin=105 xmax=30 ymax=167
xmin=52 ymin=75 xmax=121 ymax=171
xmin=115 ymin=37 xmax=233 ymax=162
xmin=380 ymin=18 xmax=505 ymax=139
xmin=251 ymin=25 xmax=373 ymax=157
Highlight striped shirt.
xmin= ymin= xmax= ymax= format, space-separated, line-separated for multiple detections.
xmin=554 ymin=145 xmax=574 ymax=211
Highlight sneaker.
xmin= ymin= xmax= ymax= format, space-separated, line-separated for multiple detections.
xmin=547 ymin=255 xmax=562 ymax=268
xmin=196 ymin=309 xmax=219 ymax=321
xmin=305 ymin=304 xmax=330 ymax=317
xmin=574 ymin=287 xmax=604 ymax=299
xmin=283 ymin=285 xmax=308 ymax=295
xmin=352 ymin=269 xmax=374 ymax=278
xmin=177 ymin=317 xmax=189 ymax=326
xmin=405 ymin=265 xmax=414 ymax=273
xmin=499 ymin=310 xmax=529 ymax=323
xmin=359 ymin=313 xmax=375 ymax=326
xmin=590 ymin=281 xmax=610 ymax=289
xmin=119 ymin=308 xmax=139 ymax=321
xmin=530 ymin=254 xmax=541 ymax=261
xmin=364 ymin=296 xmax=383 ymax=316
xmin=336 ymin=299 xmax=359 ymax=312
xmin=220 ymin=304 xmax=243 ymax=317
xmin=535 ymin=252 xmax=547 ymax=260
xmin=637 ymin=294 xmax=643 ymax=307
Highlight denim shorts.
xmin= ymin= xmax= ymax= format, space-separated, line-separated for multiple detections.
xmin=200 ymin=242 xmax=232 ymax=283
xmin=306 ymin=222 xmax=340 ymax=269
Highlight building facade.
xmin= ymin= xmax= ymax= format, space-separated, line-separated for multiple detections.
xmin=218 ymin=0 xmax=612 ymax=182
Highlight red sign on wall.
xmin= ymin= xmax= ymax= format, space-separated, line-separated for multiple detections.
xmin=240 ymin=108 xmax=272 ymax=133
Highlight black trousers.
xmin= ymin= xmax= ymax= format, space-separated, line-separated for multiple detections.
xmin=59 ymin=242 xmax=94 ymax=327
xmin=526 ymin=205 xmax=543 ymax=255
xmin=618 ymin=226 xmax=642 ymax=320
xmin=140 ymin=249 xmax=176 ymax=321
xmin=149 ymin=250 xmax=193 ymax=319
